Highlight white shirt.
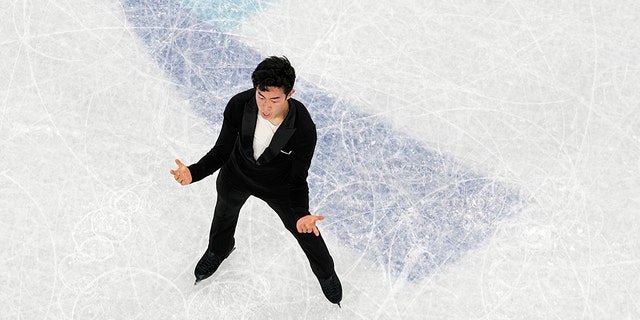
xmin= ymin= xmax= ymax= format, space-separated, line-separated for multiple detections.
xmin=253 ymin=114 xmax=280 ymax=160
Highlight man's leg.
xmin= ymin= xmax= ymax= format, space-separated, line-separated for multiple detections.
xmin=264 ymin=201 xmax=336 ymax=279
xmin=194 ymin=172 xmax=249 ymax=283
xmin=264 ymin=200 xmax=342 ymax=305
xmin=208 ymin=172 xmax=250 ymax=255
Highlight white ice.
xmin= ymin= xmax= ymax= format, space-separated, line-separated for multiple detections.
xmin=1 ymin=0 xmax=639 ymax=319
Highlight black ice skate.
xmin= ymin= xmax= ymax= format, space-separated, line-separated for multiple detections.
xmin=318 ymin=272 xmax=342 ymax=307
xmin=194 ymin=245 xmax=235 ymax=285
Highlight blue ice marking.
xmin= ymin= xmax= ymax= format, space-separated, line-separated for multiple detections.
xmin=179 ymin=0 xmax=276 ymax=31
xmin=122 ymin=0 xmax=524 ymax=280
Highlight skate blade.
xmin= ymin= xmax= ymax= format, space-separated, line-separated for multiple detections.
xmin=193 ymin=247 xmax=236 ymax=286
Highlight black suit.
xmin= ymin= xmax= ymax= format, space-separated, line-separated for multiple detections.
xmin=188 ymin=89 xmax=335 ymax=279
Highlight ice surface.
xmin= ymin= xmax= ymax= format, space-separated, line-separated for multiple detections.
xmin=1 ymin=0 xmax=639 ymax=319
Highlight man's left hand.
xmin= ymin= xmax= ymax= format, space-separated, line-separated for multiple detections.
xmin=296 ymin=215 xmax=324 ymax=236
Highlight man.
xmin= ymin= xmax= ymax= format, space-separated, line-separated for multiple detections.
xmin=170 ymin=56 xmax=342 ymax=306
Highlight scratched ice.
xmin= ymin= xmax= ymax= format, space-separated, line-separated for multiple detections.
xmin=3 ymin=0 xmax=639 ymax=319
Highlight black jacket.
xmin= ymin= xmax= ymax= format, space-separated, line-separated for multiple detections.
xmin=188 ymin=89 xmax=317 ymax=215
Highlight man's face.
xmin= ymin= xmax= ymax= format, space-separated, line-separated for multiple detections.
xmin=256 ymin=86 xmax=295 ymax=123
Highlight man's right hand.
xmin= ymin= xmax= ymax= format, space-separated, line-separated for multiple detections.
xmin=170 ymin=159 xmax=192 ymax=185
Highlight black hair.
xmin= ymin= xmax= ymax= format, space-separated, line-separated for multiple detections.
xmin=251 ymin=56 xmax=296 ymax=96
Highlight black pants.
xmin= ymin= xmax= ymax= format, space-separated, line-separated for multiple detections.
xmin=207 ymin=169 xmax=336 ymax=280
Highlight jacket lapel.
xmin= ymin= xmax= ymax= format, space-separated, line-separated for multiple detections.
xmin=257 ymin=101 xmax=298 ymax=165
xmin=241 ymin=99 xmax=258 ymax=161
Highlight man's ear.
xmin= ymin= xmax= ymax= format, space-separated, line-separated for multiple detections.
xmin=286 ymin=88 xmax=296 ymax=100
